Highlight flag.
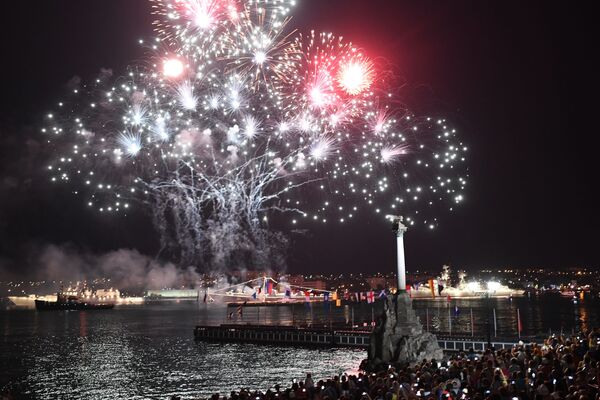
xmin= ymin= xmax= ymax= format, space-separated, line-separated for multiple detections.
xmin=284 ymin=286 xmax=291 ymax=298
xmin=323 ymin=292 xmax=330 ymax=310
xmin=453 ymin=305 xmax=460 ymax=317
xmin=428 ymin=279 xmax=436 ymax=298
xmin=304 ymin=290 xmax=311 ymax=309
xmin=251 ymin=291 xmax=257 ymax=300
xmin=367 ymin=291 xmax=375 ymax=304
xmin=266 ymin=280 xmax=273 ymax=295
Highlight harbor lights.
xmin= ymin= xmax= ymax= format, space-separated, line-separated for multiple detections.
xmin=387 ymin=215 xmax=408 ymax=292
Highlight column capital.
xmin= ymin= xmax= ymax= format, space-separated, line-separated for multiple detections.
xmin=389 ymin=215 xmax=408 ymax=235
xmin=395 ymin=223 xmax=407 ymax=236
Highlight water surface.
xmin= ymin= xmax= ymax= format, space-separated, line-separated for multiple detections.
xmin=2 ymin=295 xmax=598 ymax=399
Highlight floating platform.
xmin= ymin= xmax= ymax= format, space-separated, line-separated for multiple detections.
xmin=436 ymin=335 xmax=537 ymax=352
xmin=194 ymin=324 xmax=371 ymax=348
xmin=194 ymin=324 xmax=538 ymax=352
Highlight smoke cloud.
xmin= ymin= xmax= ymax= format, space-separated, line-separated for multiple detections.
xmin=3 ymin=244 xmax=201 ymax=291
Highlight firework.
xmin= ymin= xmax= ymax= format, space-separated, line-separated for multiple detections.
xmin=337 ymin=57 xmax=373 ymax=95
xmin=44 ymin=0 xmax=468 ymax=269
xmin=163 ymin=58 xmax=185 ymax=77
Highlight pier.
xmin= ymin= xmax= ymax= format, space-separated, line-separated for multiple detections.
xmin=194 ymin=324 xmax=537 ymax=351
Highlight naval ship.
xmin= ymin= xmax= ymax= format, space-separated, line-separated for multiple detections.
xmin=409 ymin=265 xmax=524 ymax=299
xmin=34 ymin=286 xmax=117 ymax=310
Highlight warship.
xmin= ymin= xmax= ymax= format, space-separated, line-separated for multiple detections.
xmin=34 ymin=286 xmax=117 ymax=310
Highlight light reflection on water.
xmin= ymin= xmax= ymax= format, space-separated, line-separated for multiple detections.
xmin=412 ymin=295 xmax=600 ymax=337
xmin=1 ymin=295 xmax=599 ymax=399
xmin=1 ymin=304 xmax=365 ymax=399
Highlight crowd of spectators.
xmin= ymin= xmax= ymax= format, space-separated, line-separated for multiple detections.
xmin=179 ymin=329 xmax=600 ymax=400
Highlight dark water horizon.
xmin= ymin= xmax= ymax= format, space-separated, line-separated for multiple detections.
xmin=1 ymin=294 xmax=599 ymax=399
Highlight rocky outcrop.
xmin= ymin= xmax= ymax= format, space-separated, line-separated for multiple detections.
xmin=366 ymin=292 xmax=443 ymax=370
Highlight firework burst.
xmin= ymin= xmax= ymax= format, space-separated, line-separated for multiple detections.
xmin=44 ymin=0 xmax=468 ymax=269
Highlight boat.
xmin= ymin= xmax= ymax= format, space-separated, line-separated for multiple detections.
xmin=35 ymin=299 xmax=114 ymax=310
xmin=8 ymin=294 xmax=58 ymax=308
xmin=560 ymin=290 xmax=576 ymax=297
xmin=409 ymin=265 xmax=524 ymax=299
xmin=34 ymin=287 xmax=116 ymax=311
xmin=9 ymin=292 xmax=142 ymax=307
xmin=201 ymin=277 xmax=328 ymax=305
xmin=144 ymin=289 xmax=200 ymax=302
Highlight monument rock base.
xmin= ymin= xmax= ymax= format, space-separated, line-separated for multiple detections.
xmin=364 ymin=292 xmax=443 ymax=371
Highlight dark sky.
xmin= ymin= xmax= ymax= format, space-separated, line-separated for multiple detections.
xmin=0 ymin=1 xmax=597 ymax=275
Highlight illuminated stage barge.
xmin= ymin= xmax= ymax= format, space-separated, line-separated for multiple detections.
xmin=194 ymin=324 xmax=534 ymax=352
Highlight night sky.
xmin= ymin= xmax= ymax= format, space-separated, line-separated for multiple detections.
xmin=0 ymin=1 xmax=597 ymax=276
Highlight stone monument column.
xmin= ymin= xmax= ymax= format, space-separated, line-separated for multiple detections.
xmin=391 ymin=216 xmax=408 ymax=292
xmin=365 ymin=216 xmax=444 ymax=370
